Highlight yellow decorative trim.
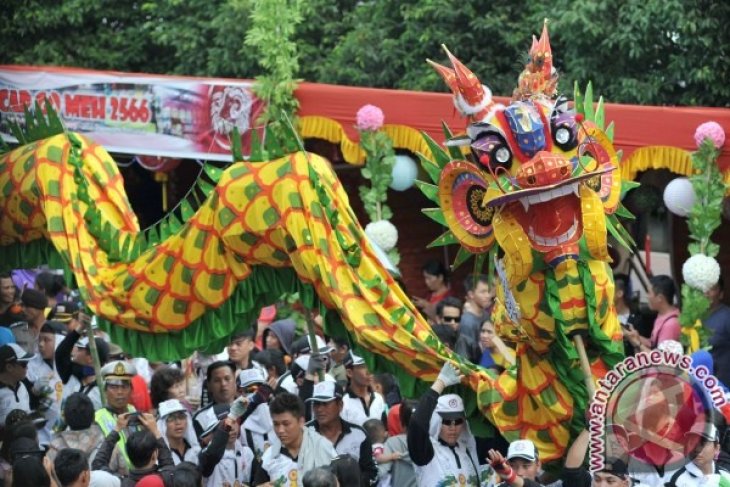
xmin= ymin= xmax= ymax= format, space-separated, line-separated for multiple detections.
xmin=620 ymin=146 xmax=693 ymax=181
xmin=299 ymin=115 xmax=433 ymax=165
xmin=621 ymin=145 xmax=730 ymax=194
xmin=297 ymin=122 xmax=730 ymax=192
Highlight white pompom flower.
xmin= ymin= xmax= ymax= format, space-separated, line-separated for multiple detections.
xmin=682 ymin=254 xmax=721 ymax=292
xmin=365 ymin=220 xmax=398 ymax=252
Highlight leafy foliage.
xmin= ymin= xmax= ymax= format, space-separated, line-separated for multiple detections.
xmin=679 ymin=138 xmax=728 ymax=347
xmin=1 ymin=1 xmax=727 ymax=106
xmin=358 ymin=126 xmax=400 ymax=265
xmin=358 ymin=130 xmax=396 ymax=222
xmin=244 ymin=0 xmax=303 ymax=145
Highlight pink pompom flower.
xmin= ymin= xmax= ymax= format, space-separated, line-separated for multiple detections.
xmin=694 ymin=121 xmax=726 ymax=149
xmin=356 ymin=104 xmax=384 ymax=131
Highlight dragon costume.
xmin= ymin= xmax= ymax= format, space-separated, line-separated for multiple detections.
xmin=0 ymin=22 xmax=633 ymax=463
xmin=417 ymin=20 xmax=636 ymax=460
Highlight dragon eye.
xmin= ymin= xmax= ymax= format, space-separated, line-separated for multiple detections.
xmin=551 ymin=112 xmax=578 ymax=152
xmin=555 ymin=127 xmax=571 ymax=145
xmin=471 ymin=133 xmax=513 ymax=172
xmin=495 ymin=147 xmax=511 ymax=164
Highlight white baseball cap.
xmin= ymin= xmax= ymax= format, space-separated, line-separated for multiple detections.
xmin=305 ymin=380 xmax=344 ymax=403
xmin=507 ymin=439 xmax=538 ymax=462
xmin=435 ymin=393 xmax=465 ymax=420
xmin=237 ymin=368 xmax=266 ymax=389
xmin=344 ymin=352 xmax=366 ymax=368
xmin=309 ymin=335 xmax=334 ymax=354
xmin=158 ymin=399 xmax=186 ymax=419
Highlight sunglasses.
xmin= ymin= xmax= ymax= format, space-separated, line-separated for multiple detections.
xmin=443 ymin=316 xmax=461 ymax=323
xmin=165 ymin=412 xmax=187 ymax=423
xmin=442 ymin=418 xmax=465 ymax=426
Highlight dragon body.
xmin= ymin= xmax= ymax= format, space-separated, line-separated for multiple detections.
xmin=0 ymin=22 xmax=633 ymax=464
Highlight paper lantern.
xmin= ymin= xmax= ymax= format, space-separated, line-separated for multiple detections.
xmin=136 ymin=155 xmax=181 ymax=173
xmin=663 ymin=177 xmax=695 ymax=217
xmin=390 ymin=155 xmax=418 ymax=191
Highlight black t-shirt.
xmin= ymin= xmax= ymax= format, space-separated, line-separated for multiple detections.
xmin=0 ymin=308 xmax=24 ymax=327
xmin=561 ymin=466 xmax=591 ymax=487
xmin=498 ymin=479 xmax=546 ymax=487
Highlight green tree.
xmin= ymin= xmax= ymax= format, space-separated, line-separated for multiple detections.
xmin=1 ymin=0 xmax=727 ymax=107
xmin=0 ymin=0 xmax=170 ymax=72
xmin=543 ymin=0 xmax=730 ymax=106
xmin=140 ymin=0 xmax=260 ymax=78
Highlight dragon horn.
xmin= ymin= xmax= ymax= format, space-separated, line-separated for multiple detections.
xmin=536 ymin=19 xmax=553 ymax=73
xmin=530 ymin=35 xmax=538 ymax=54
xmin=441 ymin=45 xmax=487 ymax=107
xmin=427 ymin=58 xmax=458 ymax=94
xmin=440 ymin=45 xmax=495 ymax=121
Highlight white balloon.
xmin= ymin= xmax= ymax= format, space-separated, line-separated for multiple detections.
xmin=389 ymin=155 xmax=419 ymax=191
xmin=663 ymin=177 xmax=696 ymax=217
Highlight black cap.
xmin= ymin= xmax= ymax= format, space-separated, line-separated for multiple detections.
xmin=75 ymin=337 xmax=110 ymax=364
xmin=599 ymin=458 xmax=628 ymax=478
xmin=343 ymin=351 xmax=366 ymax=369
xmin=53 ymin=301 xmax=80 ymax=323
xmin=20 ymin=289 xmax=48 ymax=310
xmin=40 ymin=321 xmax=66 ymax=335
xmin=0 ymin=343 xmax=34 ymax=364
xmin=290 ymin=336 xmax=310 ymax=356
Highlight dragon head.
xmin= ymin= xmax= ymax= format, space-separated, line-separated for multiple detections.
xmin=427 ymin=22 xmax=628 ymax=283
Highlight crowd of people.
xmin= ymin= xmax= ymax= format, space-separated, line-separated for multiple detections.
xmin=0 ymin=261 xmax=728 ymax=487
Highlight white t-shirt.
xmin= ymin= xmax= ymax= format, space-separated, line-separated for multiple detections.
xmin=341 ymin=389 xmax=386 ymax=427
xmin=27 ymin=356 xmax=63 ymax=446
xmin=0 ymin=381 xmax=30 ymax=426
xmin=666 ymin=461 xmax=730 ymax=487
xmin=63 ymin=374 xmax=102 ymax=410
xmin=203 ymin=443 xmax=254 ymax=487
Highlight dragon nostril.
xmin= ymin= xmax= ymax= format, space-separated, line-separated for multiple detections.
xmin=527 ymin=175 xmax=536 ymax=185
xmin=560 ymin=166 xmax=568 ymax=176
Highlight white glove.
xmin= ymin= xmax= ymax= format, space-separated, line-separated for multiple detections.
xmin=436 ymin=362 xmax=461 ymax=388
xmin=228 ymin=395 xmax=249 ymax=420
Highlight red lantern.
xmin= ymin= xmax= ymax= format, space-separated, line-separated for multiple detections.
xmin=136 ymin=155 xmax=181 ymax=173
xmin=135 ymin=156 xmax=181 ymax=212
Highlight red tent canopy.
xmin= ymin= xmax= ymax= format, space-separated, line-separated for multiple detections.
xmin=297 ymin=81 xmax=730 ymax=170
xmin=1 ymin=65 xmax=728 ymax=174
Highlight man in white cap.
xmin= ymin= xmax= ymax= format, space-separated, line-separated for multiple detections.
xmin=27 ymin=320 xmax=65 ymax=447
xmin=277 ymin=335 xmax=333 ymax=396
xmin=306 ymin=380 xmax=378 ymax=486
xmin=95 ymin=360 xmax=138 ymax=470
xmin=407 ymin=362 xmax=482 ymax=486
xmin=196 ymin=402 xmax=255 ymax=486
xmin=664 ymin=421 xmax=730 ymax=487
xmin=158 ymin=398 xmax=200 ymax=465
xmin=341 ymin=351 xmax=386 ymax=427
xmin=55 ymin=315 xmax=109 ymax=410
xmin=237 ymin=368 xmax=274 ymax=461
xmin=0 ymin=343 xmax=34 ymax=428
xmin=487 ymin=439 xmax=543 ymax=487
